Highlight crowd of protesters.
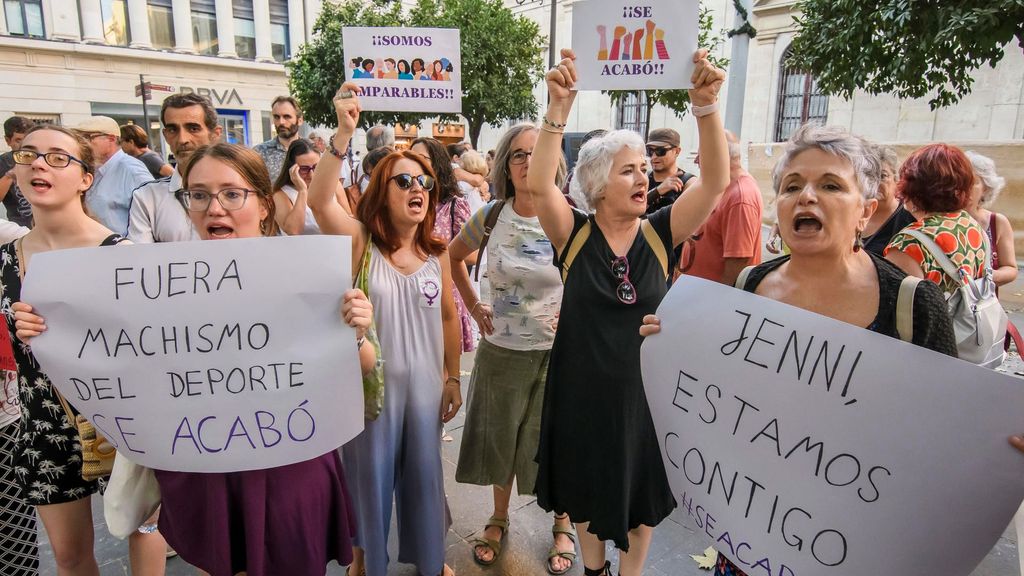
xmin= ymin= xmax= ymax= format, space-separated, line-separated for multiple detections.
xmin=0 ymin=44 xmax=1021 ymax=576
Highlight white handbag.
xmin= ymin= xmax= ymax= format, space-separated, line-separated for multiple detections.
xmin=103 ymin=454 xmax=161 ymax=539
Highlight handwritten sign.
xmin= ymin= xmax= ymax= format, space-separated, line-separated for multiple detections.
xmin=641 ymin=277 xmax=1024 ymax=576
xmin=571 ymin=0 xmax=698 ymax=91
xmin=22 ymin=236 xmax=364 ymax=473
xmin=343 ymin=26 xmax=462 ymax=113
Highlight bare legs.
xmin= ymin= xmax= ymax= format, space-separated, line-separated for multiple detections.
xmin=474 ymin=482 xmax=513 ymax=563
xmin=576 ymin=521 xmax=654 ymax=576
xmin=37 ymin=498 xmax=99 ymax=576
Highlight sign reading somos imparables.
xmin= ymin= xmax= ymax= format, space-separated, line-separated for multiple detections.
xmin=641 ymin=276 xmax=1024 ymax=575
xmin=22 ymin=236 xmax=364 ymax=473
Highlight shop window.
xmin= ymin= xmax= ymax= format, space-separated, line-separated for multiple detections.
xmin=5 ymin=0 xmax=45 ymax=38
xmin=774 ymin=46 xmax=829 ymax=142
xmin=233 ymin=0 xmax=255 ymax=60
xmin=191 ymin=0 xmax=217 ymax=55
xmin=270 ymin=0 xmax=289 ymax=61
xmin=147 ymin=0 xmax=174 ymax=49
xmin=101 ymin=0 xmax=131 ymax=46
xmin=17 ymin=112 xmax=59 ymax=125
xmin=615 ymin=91 xmax=648 ymax=136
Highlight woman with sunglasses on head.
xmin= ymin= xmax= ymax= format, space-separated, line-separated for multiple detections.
xmin=15 ymin=142 xmax=375 ymax=576
xmin=308 ymin=83 xmax=462 ymax=576
xmin=271 ymin=138 xmax=323 ymax=235
xmin=4 ymin=125 xmax=129 ymax=576
xmin=526 ymin=49 xmax=729 ymax=576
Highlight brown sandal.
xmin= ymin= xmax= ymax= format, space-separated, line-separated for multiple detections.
xmin=470 ymin=516 xmax=510 ymax=566
xmin=548 ymin=516 xmax=577 ymax=575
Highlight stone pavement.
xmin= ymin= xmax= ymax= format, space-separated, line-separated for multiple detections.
xmin=37 ymin=287 xmax=1024 ymax=575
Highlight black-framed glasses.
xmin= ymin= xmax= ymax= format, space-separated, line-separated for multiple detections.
xmin=180 ymin=188 xmax=254 ymax=212
xmin=646 ymin=146 xmax=673 ymax=158
xmin=611 ymin=256 xmax=637 ymax=305
xmin=509 ymin=150 xmax=533 ymax=165
xmin=389 ymin=173 xmax=435 ymax=191
xmin=12 ymin=149 xmax=88 ymax=169
xmin=297 ymin=163 xmax=318 ymax=177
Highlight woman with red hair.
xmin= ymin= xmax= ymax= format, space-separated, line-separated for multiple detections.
xmin=885 ymin=143 xmax=987 ymax=294
xmin=307 ymin=83 xmax=462 ymax=576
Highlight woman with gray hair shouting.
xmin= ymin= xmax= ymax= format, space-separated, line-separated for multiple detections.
xmin=527 ymin=48 xmax=730 ymax=576
xmin=640 ymin=123 xmax=957 ymax=576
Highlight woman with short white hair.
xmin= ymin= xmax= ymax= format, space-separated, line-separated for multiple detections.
xmin=527 ymin=48 xmax=730 ymax=576
xmin=965 ymin=151 xmax=1016 ymax=287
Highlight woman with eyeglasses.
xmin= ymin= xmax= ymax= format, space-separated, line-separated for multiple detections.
xmin=308 ymin=83 xmax=462 ymax=576
xmin=448 ymin=124 xmax=579 ymax=574
xmin=271 ymin=138 xmax=323 ymax=235
xmin=526 ymin=49 xmax=730 ymax=576
xmin=1 ymin=125 xmax=132 ymax=575
xmin=15 ymin=142 xmax=376 ymax=576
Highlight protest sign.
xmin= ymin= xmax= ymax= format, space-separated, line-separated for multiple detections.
xmin=343 ymin=27 xmax=462 ymax=113
xmin=571 ymin=0 xmax=698 ymax=91
xmin=641 ymin=276 xmax=1024 ymax=576
xmin=22 ymin=236 xmax=364 ymax=473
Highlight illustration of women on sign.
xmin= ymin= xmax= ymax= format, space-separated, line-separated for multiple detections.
xmin=412 ymin=58 xmax=430 ymax=80
xmin=381 ymin=58 xmax=399 ymax=80
xmin=431 ymin=60 xmax=446 ymax=81
xmin=397 ymin=59 xmax=413 ymax=80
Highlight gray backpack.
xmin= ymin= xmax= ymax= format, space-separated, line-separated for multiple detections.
xmin=898 ymin=228 xmax=1007 ymax=368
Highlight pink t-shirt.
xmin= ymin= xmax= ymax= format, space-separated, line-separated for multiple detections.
xmin=680 ymin=172 xmax=763 ymax=282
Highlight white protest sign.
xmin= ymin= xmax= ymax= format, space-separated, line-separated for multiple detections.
xmin=343 ymin=27 xmax=462 ymax=113
xmin=641 ymin=276 xmax=1024 ymax=576
xmin=571 ymin=0 xmax=698 ymax=91
xmin=22 ymin=236 xmax=364 ymax=473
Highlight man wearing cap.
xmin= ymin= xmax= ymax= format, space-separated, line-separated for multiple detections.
xmin=74 ymin=116 xmax=152 ymax=236
xmin=645 ymin=127 xmax=696 ymax=214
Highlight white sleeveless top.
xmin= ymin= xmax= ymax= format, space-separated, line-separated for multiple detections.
xmin=280 ymin=185 xmax=321 ymax=235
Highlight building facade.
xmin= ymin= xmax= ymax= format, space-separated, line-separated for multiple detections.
xmin=0 ymin=0 xmax=325 ymax=156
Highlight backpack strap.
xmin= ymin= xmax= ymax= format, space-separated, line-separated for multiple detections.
xmin=734 ymin=265 xmax=755 ymax=290
xmin=473 ymin=199 xmax=505 ymax=281
xmin=640 ymin=219 xmax=669 ymax=279
xmin=901 ymin=227 xmax=986 ymax=286
xmin=560 ymin=220 xmax=592 ymax=283
xmin=896 ymin=275 xmax=921 ymax=342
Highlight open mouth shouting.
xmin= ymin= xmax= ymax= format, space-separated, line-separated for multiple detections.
xmin=792 ymin=212 xmax=824 ymax=236
xmin=29 ymin=177 xmax=53 ymax=193
xmin=205 ymin=220 xmax=236 ymax=239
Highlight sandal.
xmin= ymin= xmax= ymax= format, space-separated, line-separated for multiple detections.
xmin=548 ymin=516 xmax=578 ymax=575
xmin=346 ymin=567 xmax=366 ymax=576
xmin=583 ymin=560 xmax=612 ymax=576
xmin=470 ymin=516 xmax=510 ymax=566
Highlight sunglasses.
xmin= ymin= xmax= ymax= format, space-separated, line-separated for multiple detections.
xmin=611 ymin=256 xmax=637 ymax=305
xmin=646 ymin=146 xmax=674 ymax=158
xmin=389 ymin=173 xmax=435 ymax=191
xmin=297 ymin=163 xmax=318 ymax=176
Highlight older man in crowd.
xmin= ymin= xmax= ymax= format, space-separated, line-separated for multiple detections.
xmin=128 ymin=93 xmax=222 ymax=243
xmin=254 ymin=95 xmax=304 ymax=181
xmin=679 ymin=131 xmax=763 ymax=285
xmin=74 ymin=116 xmax=152 ymax=236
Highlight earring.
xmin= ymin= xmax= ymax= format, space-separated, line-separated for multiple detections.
xmin=854 ymin=230 xmax=864 ymax=252
xmin=259 ymin=220 xmax=268 ymax=235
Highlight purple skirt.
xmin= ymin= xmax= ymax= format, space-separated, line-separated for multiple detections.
xmin=155 ymin=451 xmax=355 ymax=576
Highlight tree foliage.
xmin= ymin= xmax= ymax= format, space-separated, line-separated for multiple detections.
xmin=790 ymin=0 xmax=1024 ymax=109
xmin=602 ymin=5 xmax=728 ymax=139
xmin=287 ymin=0 xmax=546 ymax=147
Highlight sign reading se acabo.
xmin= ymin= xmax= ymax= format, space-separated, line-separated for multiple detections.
xmin=343 ymin=26 xmax=462 ymax=113
xmin=641 ymin=276 xmax=1024 ymax=576
xmin=22 ymin=236 xmax=364 ymax=473
xmin=571 ymin=0 xmax=698 ymax=91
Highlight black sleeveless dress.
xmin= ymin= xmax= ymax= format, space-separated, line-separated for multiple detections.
xmin=535 ymin=208 xmax=676 ymax=551
xmin=1 ymin=234 xmax=123 ymax=505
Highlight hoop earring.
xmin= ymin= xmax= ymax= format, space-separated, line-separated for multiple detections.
xmin=854 ymin=230 xmax=864 ymax=252
xmin=259 ymin=220 xmax=269 ymax=236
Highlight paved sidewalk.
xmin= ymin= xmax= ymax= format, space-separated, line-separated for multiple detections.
xmin=39 ymin=328 xmax=1024 ymax=576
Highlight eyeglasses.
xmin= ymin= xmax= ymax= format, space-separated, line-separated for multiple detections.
xmin=179 ymin=188 xmax=254 ymax=212
xmin=611 ymin=256 xmax=637 ymax=305
xmin=389 ymin=173 xmax=435 ymax=191
xmin=509 ymin=150 xmax=533 ymax=165
xmin=12 ymin=149 xmax=88 ymax=169
xmin=646 ymin=146 xmax=673 ymax=158
xmin=297 ymin=163 xmax=318 ymax=176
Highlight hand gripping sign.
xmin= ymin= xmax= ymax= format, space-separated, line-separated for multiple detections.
xmin=641 ymin=276 xmax=1024 ymax=576
xmin=22 ymin=236 xmax=364 ymax=473
xmin=343 ymin=26 xmax=462 ymax=113
xmin=571 ymin=0 xmax=699 ymax=90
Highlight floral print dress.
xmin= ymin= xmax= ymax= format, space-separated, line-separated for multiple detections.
xmin=434 ymin=195 xmax=474 ymax=352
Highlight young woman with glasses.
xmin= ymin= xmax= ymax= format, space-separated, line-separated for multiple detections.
xmin=526 ymin=49 xmax=729 ymax=576
xmin=307 ymin=84 xmax=462 ymax=576
xmin=271 ymin=138 xmax=323 ymax=235
xmin=15 ymin=142 xmax=376 ymax=576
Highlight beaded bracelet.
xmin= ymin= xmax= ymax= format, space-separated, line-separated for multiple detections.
xmin=328 ymin=133 xmax=346 ymax=159
xmin=542 ymin=116 xmax=567 ymax=129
